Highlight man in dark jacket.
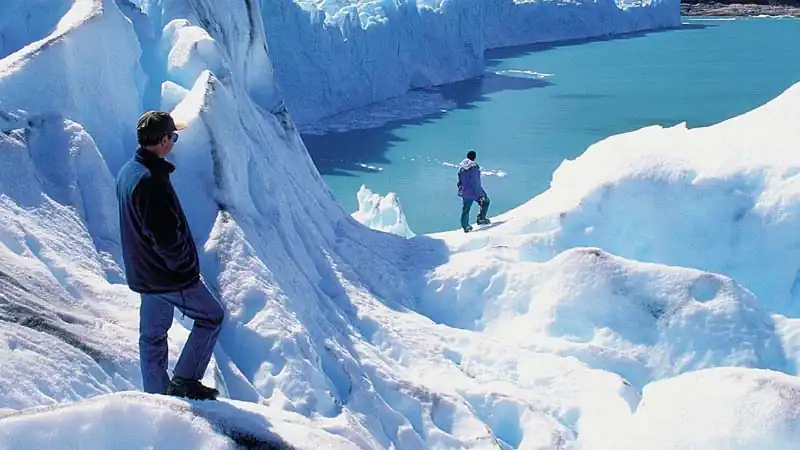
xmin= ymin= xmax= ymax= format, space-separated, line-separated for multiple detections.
xmin=116 ymin=111 xmax=225 ymax=401
xmin=457 ymin=150 xmax=490 ymax=232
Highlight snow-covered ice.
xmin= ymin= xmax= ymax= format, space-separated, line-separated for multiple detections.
xmin=421 ymin=246 xmax=786 ymax=389
xmin=594 ymin=368 xmax=800 ymax=450
xmin=1 ymin=0 xmax=800 ymax=448
xmin=0 ymin=392 xmax=354 ymax=449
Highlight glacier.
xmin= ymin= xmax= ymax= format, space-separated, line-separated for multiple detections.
xmin=262 ymin=0 xmax=682 ymax=125
xmin=2 ymin=0 xmax=800 ymax=449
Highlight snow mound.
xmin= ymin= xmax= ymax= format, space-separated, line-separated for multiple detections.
xmin=0 ymin=392 xmax=352 ymax=449
xmin=353 ymin=185 xmax=416 ymax=238
xmin=423 ymin=247 xmax=786 ymax=388
xmin=593 ymin=368 xmax=800 ymax=450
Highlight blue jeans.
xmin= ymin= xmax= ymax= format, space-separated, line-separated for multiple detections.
xmin=139 ymin=279 xmax=225 ymax=394
xmin=461 ymin=196 xmax=490 ymax=229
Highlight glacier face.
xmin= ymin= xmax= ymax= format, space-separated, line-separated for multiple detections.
xmin=483 ymin=0 xmax=683 ymax=49
xmin=262 ymin=0 xmax=681 ymax=125
xmin=260 ymin=0 xmax=484 ymax=125
xmin=2 ymin=0 xmax=800 ymax=449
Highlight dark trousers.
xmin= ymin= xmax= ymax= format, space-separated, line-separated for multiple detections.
xmin=461 ymin=196 xmax=490 ymax=229
xmin=139 ymin=279 xmax=225 ymax=394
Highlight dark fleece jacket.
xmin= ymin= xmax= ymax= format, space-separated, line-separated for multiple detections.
xmin=116 ymin=148 xmax=200 ymax=293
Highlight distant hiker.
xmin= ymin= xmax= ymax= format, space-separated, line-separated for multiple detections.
xmin=456 ymin=150 xmax=490 ymax=232
xmin=116 ymin=111 xmax=225 ymax=401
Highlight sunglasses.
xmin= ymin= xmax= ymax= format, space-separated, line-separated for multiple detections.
xmin=171 ymin=132 xmax=179 ymax=143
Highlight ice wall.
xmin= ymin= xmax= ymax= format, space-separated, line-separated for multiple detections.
xmin=484 ymin=0 xmax=682 ymax=49
xmin=260 ymin=0 xmax=484 ymax=125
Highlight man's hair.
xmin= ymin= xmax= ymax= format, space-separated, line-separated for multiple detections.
xmin=137 ymin=111 xmax=177 ymax=146
xmin=466 ymin=150 xmax=476 ymax=161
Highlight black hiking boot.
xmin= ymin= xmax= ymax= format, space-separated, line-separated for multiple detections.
xmin=463 ymin=225 xmax=473 ymax=233
xmin=476 ymin=218 xmax=490 ymax=226
xmin=166 ymin=377 xmax=219 ymax=401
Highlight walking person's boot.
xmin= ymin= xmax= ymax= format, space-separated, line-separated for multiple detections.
xmin=166 ymin=376 xmax=219 ymax=401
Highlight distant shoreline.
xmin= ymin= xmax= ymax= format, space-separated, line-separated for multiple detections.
xmin=681 ymin=2 xmax=800 ymax=17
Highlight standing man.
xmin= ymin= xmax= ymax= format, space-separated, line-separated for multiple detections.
xmin=456 ymin=150 xmax=491 ymax=233
xmin=116 ymin=111 xmax=225 ymax=401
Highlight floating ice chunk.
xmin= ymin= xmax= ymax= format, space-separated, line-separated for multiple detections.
xmin=352 ymin=185 xmax=415 ymax=238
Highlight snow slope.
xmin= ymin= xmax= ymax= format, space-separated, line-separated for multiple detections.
xmin=262 ymin=0 xmax=681 ymax=124
xmin=2 ymin=0 xmax=800 ymax=448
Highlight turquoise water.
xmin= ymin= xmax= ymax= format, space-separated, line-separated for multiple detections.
xmin=303 ymin=18 xmax=800 ymax=234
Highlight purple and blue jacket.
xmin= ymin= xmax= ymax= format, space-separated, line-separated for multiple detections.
xmin=457 ymin=159 xmax=486 ymax=201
